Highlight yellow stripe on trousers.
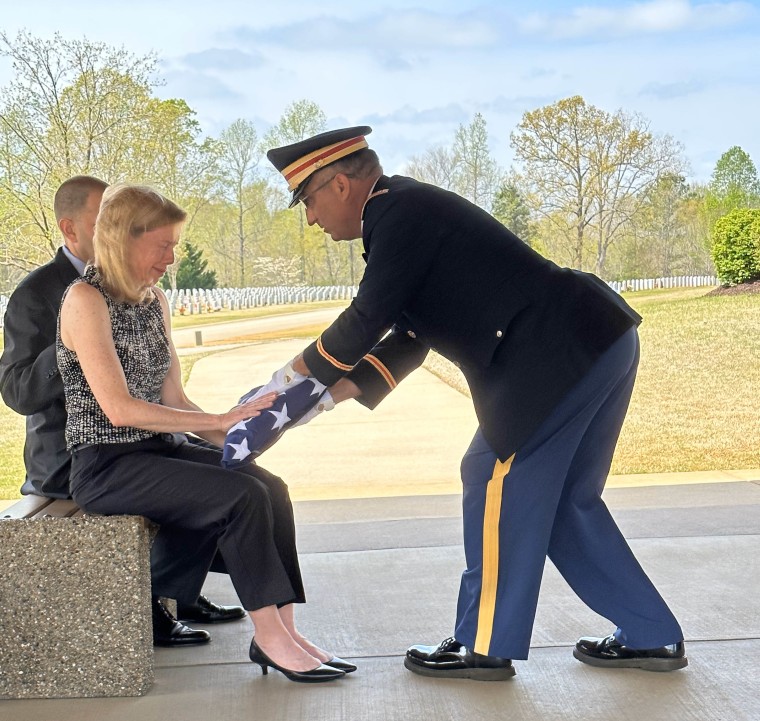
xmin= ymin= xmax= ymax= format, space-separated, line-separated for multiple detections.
xmin=473 ymin=453 xmax=515 ymax=655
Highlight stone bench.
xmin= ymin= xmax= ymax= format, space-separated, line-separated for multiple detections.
xmin=0 ymin=495 xmax=155 ymax=699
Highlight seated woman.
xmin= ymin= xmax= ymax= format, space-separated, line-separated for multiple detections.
xmin=57 ymin=184 xmax=351 ymax=683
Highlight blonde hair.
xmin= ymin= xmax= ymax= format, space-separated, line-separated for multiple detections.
xmin=94 ymin=185 xmax=186 ymax=303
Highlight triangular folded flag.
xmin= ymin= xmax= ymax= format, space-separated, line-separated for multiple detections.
xmin=222 ymin=377 xmax=328 ymax=468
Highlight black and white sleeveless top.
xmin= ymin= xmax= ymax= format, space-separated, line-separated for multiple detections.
xmin=57 ymin=266 xmax=171 ymax=449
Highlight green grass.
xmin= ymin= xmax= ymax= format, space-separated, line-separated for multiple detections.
xmin=611 ymin=289 xmax=759 ymax=474
xmin=169 ymin=300 xmax=346 ymax=331
xmin=1 ymin=288 xmax=757 ymax=499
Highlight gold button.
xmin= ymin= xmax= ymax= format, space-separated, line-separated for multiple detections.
xmin=496 ymin=330 xmax=503 ymax=338
xmin=407 ymin=330 xmax=417 ymax=339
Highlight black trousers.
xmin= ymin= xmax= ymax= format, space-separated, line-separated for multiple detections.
xmin=70 ymin=434 xmax=305 ymax=611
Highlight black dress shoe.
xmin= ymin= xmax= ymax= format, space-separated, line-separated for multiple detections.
xmin=176 ymin=595 xmax=246 ymax=624
xmin=574 ymin=634 xmax=688 ymax=671
xmin=325 ymin=656 xmax=357 ymax=673
xmin=405 ymin=637 xmax=515 ymax=681
xmin=249 ymin=638 xmax=345 ymax=683
xmin=152 ymin=596 xmax=211 ymax=647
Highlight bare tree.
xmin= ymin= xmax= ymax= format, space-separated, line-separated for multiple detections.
xmin=405 ymin=145 xmax=459 ymax=190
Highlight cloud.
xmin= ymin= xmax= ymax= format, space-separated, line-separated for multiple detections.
xmin=639 ymin=79 xmax=707 ymax=99
xmin=227 ymin=10 xmax=499 ymax=53
xmin=180 ymin=47 xmax=265 ymax=71
xmin=161 ymin=69 xmax=244 ymax=102
xmin=360 ymin=103 xmax=471 ymax=126
xmin=519 ymin=0 xmax=755 ymax=40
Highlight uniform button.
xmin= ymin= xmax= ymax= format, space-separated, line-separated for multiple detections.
xmin=496 ymin=330 xmax=503 ymax=338
xmin=407 ymin=330 xmax=417 ymax=339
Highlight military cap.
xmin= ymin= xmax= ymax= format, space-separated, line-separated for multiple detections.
xmin=267 ymin=125 xmax=372 ymax=208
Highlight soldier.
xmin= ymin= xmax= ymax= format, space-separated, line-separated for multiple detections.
xmin=264 ymin=126 xmax=687 ymax=680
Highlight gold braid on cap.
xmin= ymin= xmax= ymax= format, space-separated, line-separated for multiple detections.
xmin=282 ymin=136 xmax=369 ymax=191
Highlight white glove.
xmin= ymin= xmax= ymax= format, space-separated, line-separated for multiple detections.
xmin=239 ymin=359 xmax=306 ymax=404
xmin=290 ymin=390 xmax=335 ymax=428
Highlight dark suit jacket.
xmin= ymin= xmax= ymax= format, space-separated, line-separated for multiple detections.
xmin=305 ymin=175 xmax=642 ymax=461
xmin=0 ymin=248 xmax=78 ymax=497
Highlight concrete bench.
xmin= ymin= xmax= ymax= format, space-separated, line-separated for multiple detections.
xmin=0 ymin=495 xmax=155 ymax=699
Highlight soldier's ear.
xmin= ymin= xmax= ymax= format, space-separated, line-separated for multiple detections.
xmin=58 ymin=217 xmax=76 ymax=244
xmin=333 ymin=173 xmax=352 ymax=201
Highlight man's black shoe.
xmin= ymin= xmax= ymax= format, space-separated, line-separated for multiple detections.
xmin=176 ymin=595 xmax=246 ymax=624
xmin=574 ymin=634 xmax=688 ymax=671
xmin=404 ymin=637 xmax=515 ymax=681
xmin=152 ymin=596 xmax=211 ymax=647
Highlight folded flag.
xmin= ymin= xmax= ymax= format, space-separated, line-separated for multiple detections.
xmin=222 ymin=376 xmax=328 ymax=468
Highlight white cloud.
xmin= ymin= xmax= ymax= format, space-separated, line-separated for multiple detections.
xmin=519 ymin=0 xmax=755 ymax=40
xmin=180 ymin=48 xmax=265 ymax=71
xmin=226 ymin=10 xmax=499 ymax=53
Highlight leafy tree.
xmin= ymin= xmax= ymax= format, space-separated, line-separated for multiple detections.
xmin=218 ymin=118 xmax=262 ymax=286
xmin=492 ymin=181 xmax=533 ymax=244
xmin=0 ymin=31 xmax=217 ymax=278
xmin=452 ymin=113 xmax=501 ymax=211
xmin=707 ymin=146 xmax=760 ymax=214
xmin=630 ymin=174 xmax=689 ymax=276
xmin=263 ymin=100 xmax=327 ymax=282
xmin=711 ymin=209 xmax=760 ymax=285
xmin=162 ymin=240 xmax=217 ymax=290
xmin=511 ymin=95 xmax=683 ymax=276
xmin=263 ymin=100 xmax=327 ymax=151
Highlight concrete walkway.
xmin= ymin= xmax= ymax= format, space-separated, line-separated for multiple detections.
xmin=4 ymin=339 xmax=759 ymax=720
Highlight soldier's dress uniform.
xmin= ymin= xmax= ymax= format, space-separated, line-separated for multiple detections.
xmin=269 ymin=130 xmax=684 ymax=661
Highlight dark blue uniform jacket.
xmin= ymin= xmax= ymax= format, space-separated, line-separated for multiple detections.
xmin=304 ymin=175 xmax=641 ymax=461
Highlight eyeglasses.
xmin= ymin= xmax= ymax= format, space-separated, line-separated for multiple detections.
xmin=299 ymin=173 xmax=338 ymax=209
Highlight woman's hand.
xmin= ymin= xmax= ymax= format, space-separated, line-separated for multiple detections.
xmin=218 ymin=391 xmax=278 ymax=433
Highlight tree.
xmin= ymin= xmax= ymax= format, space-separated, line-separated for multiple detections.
xmin=0 ymin=31 xmax=217 ymax=279
xmin=405 ymin=145 xmax=459 ymax=190
xmin=452 ymin=113 xmax=501 ymax=211
xmin=711 ymin=209 xmax=760 ymax=285
xmin=492 ymin=181 xmax=533 ymax=244
xmin=511 ymin=95 xmax=684 ymax=276
xmin=263 ymin=100 xmax=327 ymax=282
xmin=707 ymin=146 xmax=760 ymax=213
xmin=218 ymin=119 xmax=262 ymax=286
xmin=165 ymin=240 xmax=217 ymax=290
xmin=263 ymin=100 xmax=327 ymax=151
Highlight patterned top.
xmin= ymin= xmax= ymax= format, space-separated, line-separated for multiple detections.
xmin=57 ymin=266 xmax=171 ymax=449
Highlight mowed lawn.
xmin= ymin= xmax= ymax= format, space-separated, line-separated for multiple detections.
xmin=612 ymin=288 xmax=759 ymax=474
xmin=0 ymin=288 xmax=757 ymax=498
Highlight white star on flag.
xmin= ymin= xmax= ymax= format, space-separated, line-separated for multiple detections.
xmin=269 ymin=403 xmax=291 ymax=431
xmin=228 ymin=437 xmax=252 ymax=461
xmin=228 ymin=419 xmax=250 ymax=433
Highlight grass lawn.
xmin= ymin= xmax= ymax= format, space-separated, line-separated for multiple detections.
xmin=0 ymin=288 xmax=757 ymax=499
xmin=168 ymin=299 xmax=347 ymax=331
xmin=611 ymin=288 xmax=759 ymax=474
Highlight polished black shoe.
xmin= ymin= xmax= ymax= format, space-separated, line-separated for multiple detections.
xmin=574 ymin=634 xmax=688 ymax=672
xmin=325 ymin=656 xmax=357 ymax=673
xmin=176 ymin=595 xmax=246 ymax=624
xmin=248 ymin=638 xmax=345 ymax=683
xmin=405 ymin=637 xmax=515 ymax=681
xmin=152 ymin=596 xmax=211 ymax=647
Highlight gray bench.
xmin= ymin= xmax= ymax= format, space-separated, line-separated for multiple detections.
xmin=0 ymin=495 xmax=155 ymax=699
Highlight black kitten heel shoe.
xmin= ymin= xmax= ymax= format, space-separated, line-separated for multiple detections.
xmin=249 ymin=639 xmax=345 ymax=683
xmin=324 ymin=656 xmax=357 ymax=673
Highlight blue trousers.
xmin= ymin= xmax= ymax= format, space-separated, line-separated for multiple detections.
xmin=454 ymin=327 xmax=683 ymax=659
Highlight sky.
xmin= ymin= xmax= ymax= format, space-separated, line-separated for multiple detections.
xmin=2 ymin=0 xmax=759 ymax=183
